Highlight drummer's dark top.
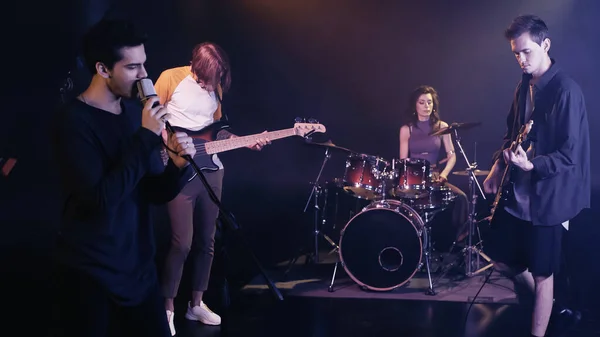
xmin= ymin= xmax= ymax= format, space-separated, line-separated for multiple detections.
xmin=408 ymin=120 xmax=442 ymax=165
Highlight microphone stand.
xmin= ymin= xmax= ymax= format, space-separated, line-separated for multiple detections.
xmin=452 ymin=128 xmax=493 ymax=277
xmin=165 ymin=122 xmax=283 ymax=301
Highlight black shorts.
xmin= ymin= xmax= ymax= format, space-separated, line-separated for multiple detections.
xmin=486 ymin=207 xmax=565 ymax=277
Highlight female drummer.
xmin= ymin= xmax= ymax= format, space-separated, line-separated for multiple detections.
xmin=398 ymin=85 xmax=469 ymax=245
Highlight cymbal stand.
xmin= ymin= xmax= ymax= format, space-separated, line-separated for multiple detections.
xmin=285 ymin=148 xmax=337 ymax=275
xmin=420 ymin=211 xmax=438 ymax=295
xmin=452 ymin=129 xmax=494 ymax=277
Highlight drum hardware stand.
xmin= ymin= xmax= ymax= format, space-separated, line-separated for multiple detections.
xmin=452 ymin=130 xmax=493 ymax=277
xmin=328 ymin=259 xmax=340 ymax=292
xmin=284 ymin=147 xmax=338 ymax=276
xmin=420 ymin=212 xmax=437 ymax=295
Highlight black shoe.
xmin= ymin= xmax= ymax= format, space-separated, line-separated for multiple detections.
xmin=547 ymin=306 xmax=582 ymax=337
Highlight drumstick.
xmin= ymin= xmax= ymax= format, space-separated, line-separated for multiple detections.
xmin=430 ymin=157 xmax=449 ymax=170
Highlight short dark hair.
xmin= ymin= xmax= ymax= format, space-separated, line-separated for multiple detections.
xmin=504 ymin=14 xmax=549 ymax=45
xmin=81 ymin=19 xmax=148 ymax=74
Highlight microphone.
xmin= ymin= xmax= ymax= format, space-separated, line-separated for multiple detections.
xmin=136 ymin=78 xmax=175 ymax=134
xmin=136 ymin=77 xmax=158 ymax=106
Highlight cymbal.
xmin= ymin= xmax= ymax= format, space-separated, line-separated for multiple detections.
xmin=452 ymin=169 xmax=490 ymax=176
xmin=305 ymin=139 xmax=353 ymax=152
xmin=429 ymin=122 xmax=482 ymax=136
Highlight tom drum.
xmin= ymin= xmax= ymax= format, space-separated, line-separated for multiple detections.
xmin=342 ymin=153 xmax=389 ymax=200
xmin=390 ymin=158 xmax=431 ymax=199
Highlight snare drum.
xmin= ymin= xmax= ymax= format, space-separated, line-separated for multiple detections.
xmin=342 ymin=153 xmax=388 ymax=200
xmin=390 ymin=158 xmax=431 ymax=199
xmin=403 ymin=183 xmax=456 ymax=211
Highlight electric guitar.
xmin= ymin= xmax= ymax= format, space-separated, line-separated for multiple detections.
xmin=161 ymin=120 xmax=326 ymax=179
xmin=487 ymin=119 xmax=534 ymax=226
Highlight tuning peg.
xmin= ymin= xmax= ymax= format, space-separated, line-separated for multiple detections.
xmin=308 ymin=118 xmax=318 ymax=124
xmin=294 ymin=117 xmax=305 ymax=123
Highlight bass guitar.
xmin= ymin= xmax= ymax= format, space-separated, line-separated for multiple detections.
xmin=162 ymin=120 xmax=327 ymax=178
xmin=487 ymin=119 xmax=534 ymax=227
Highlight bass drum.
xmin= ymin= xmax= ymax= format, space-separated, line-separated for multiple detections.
xmin=338 ymin=199 xmax=426 ymax=291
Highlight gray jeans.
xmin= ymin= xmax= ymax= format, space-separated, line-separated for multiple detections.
xmin=161 ymin=169 xmax=224 ymax=298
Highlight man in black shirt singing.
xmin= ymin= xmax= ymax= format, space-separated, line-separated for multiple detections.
xmin=483 ymin=15 xmax=589 ymax=337
xmin=52 ymin=19 xmax=196 ymax=337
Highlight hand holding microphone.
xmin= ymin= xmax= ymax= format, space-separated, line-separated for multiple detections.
xmin=137 ymin=78 xmax=169 ymax=135
xmin=137 ymin=78 xmax=195 ymax=168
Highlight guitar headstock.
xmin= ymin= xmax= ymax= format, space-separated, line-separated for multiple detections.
xmin=293 ymin=118 xmax=327 ymax=137
xmin=518 ymin=120 xmax=534 ymax=142
xmin=524 ymin=119 xmax=534 ymax=133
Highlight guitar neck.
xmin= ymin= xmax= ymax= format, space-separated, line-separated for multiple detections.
xmin=491 ymin=139 xmax=522 ymax=209
xmin=204 ymin=128 xmax=296 ymax=154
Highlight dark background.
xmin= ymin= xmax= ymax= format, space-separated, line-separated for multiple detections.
xmin=1 ymin=0 xmax=599 ymax=334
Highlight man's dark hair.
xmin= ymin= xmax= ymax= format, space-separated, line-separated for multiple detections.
xmin=81 ymin=19 xmax=147 ymax=74
xmin=504 ymin=14 xmax=549 ymax=45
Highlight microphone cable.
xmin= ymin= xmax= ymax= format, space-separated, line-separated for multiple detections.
xmin=158 ymin=122 xmax=194 ymax=165
xmin=461 ymin=266 xmax=495 ymax=335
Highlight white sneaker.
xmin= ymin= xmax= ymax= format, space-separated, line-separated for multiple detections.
xmin=166 ymin=310 xmax=176 ymax=336
xmin=184 ymin=301 xmax=221 ymax=325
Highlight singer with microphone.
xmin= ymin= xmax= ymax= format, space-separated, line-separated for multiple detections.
xmin=153 ymin=42 xmax=270 ymax=334
xmin=51 ymin=19 xmax=195 ymax=337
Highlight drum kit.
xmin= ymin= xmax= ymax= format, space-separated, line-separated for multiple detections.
xmin=292 ymin=121 xmax=493 ymax=295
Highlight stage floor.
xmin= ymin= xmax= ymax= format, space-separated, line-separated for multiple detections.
xmin=243 ymin=253 xmax=517 ymax=305
xmin=169 ymin=251 xmax=597 ymax=337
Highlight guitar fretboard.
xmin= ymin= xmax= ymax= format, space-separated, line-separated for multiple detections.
xmin=204 ymin=128 xmax=296 ymax=154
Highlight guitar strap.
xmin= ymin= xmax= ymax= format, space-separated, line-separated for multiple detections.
xmin=215 ymin=83 xmax=229 ymax=122
xmin=518 ymin=73 xmax=531 ymax=128
xmin=517 ymin=73 xmax=534 ymax=152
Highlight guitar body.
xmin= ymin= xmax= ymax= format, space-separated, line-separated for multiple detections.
xmin=488 ymin=167 xmax=515 ymax=228
xmin=498 ymin=180 xmax=515 ymax=207
xmin=171 ymin=121 xmax=230 ymax=142
xmin=171 ymin=121 xmax=231 ymax=173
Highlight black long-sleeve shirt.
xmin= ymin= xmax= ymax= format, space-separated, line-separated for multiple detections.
xmin=492 ymin=59 xmax=591 ymax=226
xmin=53 ymin=98 xmax=190 ymax=305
